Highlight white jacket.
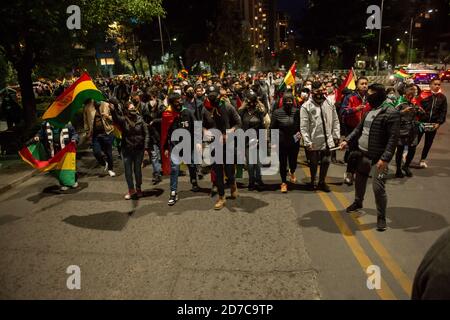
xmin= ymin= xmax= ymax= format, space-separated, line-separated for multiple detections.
xmin=300 ymin=98 xmax=340 ymax=151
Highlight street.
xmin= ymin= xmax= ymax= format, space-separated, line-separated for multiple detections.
xmin=0 ymin=84 xmax=449 ymax=300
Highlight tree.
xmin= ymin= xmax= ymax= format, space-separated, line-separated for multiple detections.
xmin=0 ymin=0 xmax=164 ymax=129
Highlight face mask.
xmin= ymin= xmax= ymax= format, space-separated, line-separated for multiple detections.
xmin=284 ymin=102 xmax=293 ymax=109
xmin=367 ymin=93 xmax=385 ymax=108
xmin=387 ymin=94 xmax=396 ymax=100
xmin=305 ymin=85 xmax=312 ymax=90
xmin=301 ymin=92 xmax=309 ymax=99
xmin=208 ymin=93 xmax=219 ymax=103
xmin=174 ymin=89 xmax=182 ymax=95
xmin=313 ymin=93 xmax=325 ymax=103
xmin=186 ymin=91 xmax=194 ymax=98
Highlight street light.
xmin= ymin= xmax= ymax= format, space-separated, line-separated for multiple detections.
xmin=407 ymin=9 xmax=437 ymax=64
xmin=376 ymin=0 xmax=384 ymax=76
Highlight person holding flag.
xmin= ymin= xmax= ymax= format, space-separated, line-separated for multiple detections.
xmin=31 ymin=122 xmax=79 ymax=191
xmin=162 ymin=92 xmax=200 ymax=206
xmin=341 ymin=76 xmax=371 ymax=185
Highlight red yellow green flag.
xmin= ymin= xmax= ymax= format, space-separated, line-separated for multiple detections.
xmin=42 ymin=72 xmax=104 ymax=128
xmin=19 ymin=142 xmax=77 ymax=186
xmin=336 ymin=68 xmax=357 ymax=102
xmin=278 ymin=62 xmax=297 ymax=91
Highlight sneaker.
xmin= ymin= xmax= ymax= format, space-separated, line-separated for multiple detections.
xmin=191 ymin=183 xmax=200 ymax=192
xmin=125 ymin=189 xmax=136 ymax=200
xmin=136 ymin=188 xmax=143 ymax=198
xmin=344 ymin=172 xmax=354 ymax=186
xmin=71 ymin=182 xmax=79 ymax=189
xmin=168 ymin=191 xmax=178 ymax=206
xmin=152 ymin=174 xmax=162 ymax=185
xmin=214 ymin=196 xmax=226 ymax=210
xmin=108 ymin=170 xmax=116 ymax=177
xmin=402 ymin=166 xmax=413 ymax=177
xmin=248 ymin=184 xmax=256 ymax=191
xmin=289 ymin=171 xmax=297 ymax=184
xmin=377 ymin=216 xmax=387 ymax=232
xmin=346 ymin=202 xmax=363 ymax=213
xmin=317 ymin=182 xmax=331 ymax=193
xmin=395 ymin=169 xmax=405 ymax=178
xmin=60 ymin=186 xmax=69 ymax=191
xmin=419 ymin=160 xmax=428 ymax=168
xmin=281 ymin=183 xmax=288 ymax=193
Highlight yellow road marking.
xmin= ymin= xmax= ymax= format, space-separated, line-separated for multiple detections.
xmin=331 ymin=189 xmax=413 ymax=297
xmin=299 ymin=167 xmax=397 ymax=299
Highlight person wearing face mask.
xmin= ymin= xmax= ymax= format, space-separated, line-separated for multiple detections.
xmin=394 ymin=84 xmax=425 ymax=178
xmin=414 ymin=79 xmax=447 ymax=168
xmin=270 ymin=92 xmax=301 ymax=193
xmin=385 ymin=88 xmax=398 ymax=106
xmin=340 ymin=83 xmax=400 ymax=232
xmin=141 ymin=88 xmax=165 ymax=184
xmin=298 ymin=88 xmax=311 ymax=107
xmin=300 ymin=82 xmax=340 ymax=192
xmin=341 ymin=77 xmax=371 ymax=186
xmin=162 ymin=93 xmax=200 ymax=206
xmin=202 ymin=86 xmax=242 ymax=210
xmin=239 ymin=91 xmax=267 ymax=191
xmin=110 ymin=101 xmax=150 ymax=200
xmin=325 ymin=81 xmax=337 ymax=105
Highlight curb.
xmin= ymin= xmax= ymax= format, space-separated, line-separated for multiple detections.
xmin=0 ymin=133 xmax=88 ymax=195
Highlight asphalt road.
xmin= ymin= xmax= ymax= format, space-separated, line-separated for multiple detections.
xmin=0 ymin=84 xmax=449 ymax=300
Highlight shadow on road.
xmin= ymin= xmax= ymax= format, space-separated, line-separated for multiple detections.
xmin=299 ymin=207 xmax=449 ymax=234
xmin=63 ymin=211 xmax=131 ymax=231
xmin=132 ymin=195 xmax=269 ymax=218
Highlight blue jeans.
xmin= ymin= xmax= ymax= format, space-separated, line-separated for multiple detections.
xmin=92 ymin=133 xmax=114 ymax=170
xmin=151 ymin=144 xmax=162 ymax=177
xmin=169 ymin=152 xmax=198 ymax=192
xmin=122 ymin=149 xmax=144 ymax=190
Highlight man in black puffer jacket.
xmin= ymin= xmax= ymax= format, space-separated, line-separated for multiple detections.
xmin=340 ymin=83 xmax=400 ymax=231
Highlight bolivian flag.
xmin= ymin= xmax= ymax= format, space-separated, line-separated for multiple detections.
xmin=160 ymin=106 xmax=180 ymax=176
xmin=42 ymin=72 xmax=104 ymax=128
xmin=394 ymin=69 xmax=411 ymax=80
xmin=278 ymin=62 xmax=297 ymax=91
xmin=177 ymin=69 xmax=189 ymax=80
xmin=336 ymin=68 xmax=357 ymax=103
xmin=19 ymin=142 xmax=77 ymax=186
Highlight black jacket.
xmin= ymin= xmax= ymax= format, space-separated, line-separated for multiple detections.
xmin=346 ymin=104 xmax=400 ymax=162
xmin=112 ymin=111 xmax=150 ymax=152
xmin=420 ymin=92 xmax=447 ymax=125
xmin=202 ymin=101 xmax=242 ymax=133
xmin=270 ymin=106 xmax=300 ymax=146
xmin=164 ymin=108 xmax=196 ymax=152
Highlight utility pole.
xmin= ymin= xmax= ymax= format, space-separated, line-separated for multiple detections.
xmin=158 ymin=16 xmax=165 ymax=59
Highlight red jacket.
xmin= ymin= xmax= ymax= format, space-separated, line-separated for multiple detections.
xmin=342 ymin=92 xmax=371 ymax=129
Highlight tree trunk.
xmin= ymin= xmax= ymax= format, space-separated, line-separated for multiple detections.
xmin=147 ymin=55 xmax=153 ymax=77
xmin=16 ymin=63 xmax=36 ymax=129
xmin=138 ymin=56 xmax=145 ymax=76
xmin=130 ymin=60 xmax=138 ymax=75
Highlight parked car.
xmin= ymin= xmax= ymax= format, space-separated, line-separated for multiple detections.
xmin=439 ymin=69 xmax=450 ymax=82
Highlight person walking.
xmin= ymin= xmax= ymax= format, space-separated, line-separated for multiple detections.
xmin=340 ymin=84 xmax=400 ymax=231
xmin=300 ymin=82 xmax=340 ymax=192
xmin=270 ymin=92 xmax=300 ymax=193
xmin=83 ymin=99 xmax=116 ymax=177
xmin=110 ymin=101 xmax=150 ymax=199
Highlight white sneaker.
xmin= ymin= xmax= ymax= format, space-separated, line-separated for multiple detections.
xmin=108 ymin=170 xmax=116 ymax=177
xmin=71 ymin=182 xmax=79 ymax=188
xmin=60 ymin=186 xmax=69 ymax=191
xmin=344 ymin=172 xmax=354 ymax=185
xmin=419 ymin=160 xmax=428 ymax=168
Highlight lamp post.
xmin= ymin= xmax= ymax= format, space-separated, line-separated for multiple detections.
xmin=376 ymin=0 xmax=385 ymax=76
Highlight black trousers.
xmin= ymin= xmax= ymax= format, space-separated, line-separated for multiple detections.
xmin=213 ymin=164 xmax=235 ymax=197
xmin=279 ymin=144 xmax=300 ymax=183
xmin=395 ymin=145 xmax=416 ymax=170
xmin=416 ymin=130 xmax=438 ymax=161
xmin=308 ymin=150 xmax=331 ymax=183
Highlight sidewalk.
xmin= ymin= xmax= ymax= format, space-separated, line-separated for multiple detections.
xmin=0 ymin=130 xmax=88 ymax=195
